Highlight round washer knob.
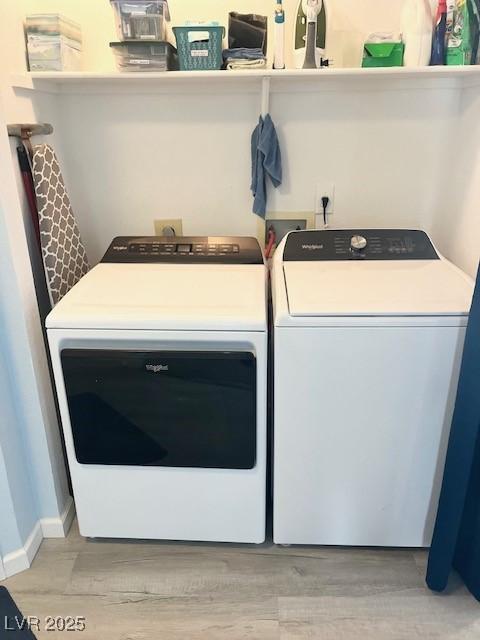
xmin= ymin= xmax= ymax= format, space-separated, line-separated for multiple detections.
xmin=351 ymin=235 xmax=368 ymax=251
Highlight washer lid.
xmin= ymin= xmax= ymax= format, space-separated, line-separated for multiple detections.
xmin=284 ymin=260 xmax=474 ymax=318
xmin=46 ymin=263 xmax=267 ymax=331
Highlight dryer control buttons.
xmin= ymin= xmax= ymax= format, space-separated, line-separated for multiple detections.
xmin=102 ymin=237 xmax=264 ymax=264
xmin=350 ymin=235 xmax=368 ymax=252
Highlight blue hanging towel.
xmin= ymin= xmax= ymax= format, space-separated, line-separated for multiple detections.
xmin=251 ymin=114 xmax=282 ymax=218
xmin=427 ymin=263 xmax=480 ymax=600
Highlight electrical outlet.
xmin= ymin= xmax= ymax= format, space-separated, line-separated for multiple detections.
xmin=154 ymin=219 xmax=183 ymax=237
xmin=265 ymin=218 xmax=307 ymax=245
xmin=315 ymin=183 xmax=335 ymax=216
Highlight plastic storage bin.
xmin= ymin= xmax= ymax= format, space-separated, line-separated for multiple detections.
xmin=110 ymin=41 xmax=177 ymax=71
xmin=173 ymin=26 xmax=225 ymax=70
xmin=110 ymin=0 xmax=169 ymax=41
xmin=25 ymin=14 xmax=82 ymax=71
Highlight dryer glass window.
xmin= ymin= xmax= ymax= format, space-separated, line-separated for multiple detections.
xmin=61 ymin=350 xmax=257 ymax=469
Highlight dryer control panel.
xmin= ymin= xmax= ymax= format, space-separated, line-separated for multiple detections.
xmin=102 ymin=236 xmax=264 ymax=265
xmin=283 ymin=230 xmax=439 ymax=262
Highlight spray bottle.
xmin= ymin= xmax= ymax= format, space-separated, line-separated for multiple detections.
xmin=431 ymin=0 xmax=448 ymax=64
xmin=274 ymin=0 xmax=285 ymax=69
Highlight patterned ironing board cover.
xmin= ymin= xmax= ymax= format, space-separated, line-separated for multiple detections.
xmin=32 ymin=144 xmax=90 ymax=306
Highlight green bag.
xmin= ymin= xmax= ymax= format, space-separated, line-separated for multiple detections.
xmin=362 ymin=42 xmax=405 ymax=68
xmin=447 ymin=0 xmax=480 ymax=65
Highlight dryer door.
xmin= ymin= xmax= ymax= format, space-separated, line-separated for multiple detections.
xmin=61 ymin=350 xmax=256 ymax=469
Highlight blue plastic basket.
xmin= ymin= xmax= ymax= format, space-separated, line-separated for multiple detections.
xmin=173 ymin=25 xmax=225 ymax=71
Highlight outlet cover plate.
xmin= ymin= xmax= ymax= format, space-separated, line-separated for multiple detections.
xmin=154 ymin=219 xmax=183 ymax=237
xmin=315 ymin=182 xmax=335 ymax=215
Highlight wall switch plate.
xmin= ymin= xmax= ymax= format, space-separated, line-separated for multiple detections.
xmin=154 ymin=219 xmax=183 ymax=237
xmin=315 ymin=183 xmax=335 ymax=216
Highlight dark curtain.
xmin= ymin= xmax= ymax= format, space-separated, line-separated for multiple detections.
xmin=427 ymin=263 xmax=480 ymax=600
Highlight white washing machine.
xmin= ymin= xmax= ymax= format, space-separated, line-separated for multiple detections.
xmin=47 ymin=236 xmax=267 ymax=543
xmin=272 ymin=229 xmax=474 ymax=547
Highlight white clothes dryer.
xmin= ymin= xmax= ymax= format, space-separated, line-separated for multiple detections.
xmin=47 ymin=236 xmax=267 ymax=543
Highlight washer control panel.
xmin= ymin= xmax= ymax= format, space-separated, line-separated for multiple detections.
xmin=283 ymin=230 xmax=439 ymax=262
xmin=102 ymin=236 xmax=264 ymax=264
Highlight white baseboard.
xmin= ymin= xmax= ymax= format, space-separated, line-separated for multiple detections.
xmin=40 ymin=496 xmax=75 ymax=538
xmin=1 ymin=499 xmax=75 ymax=580
xmin=2 ymin=521 xmax=43 ymax=579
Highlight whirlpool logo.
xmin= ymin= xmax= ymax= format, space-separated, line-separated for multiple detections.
xmin=302 ymin=244 xmax=324 ymax=250
xmin=146 ymin=364 xmax=169 ymax=373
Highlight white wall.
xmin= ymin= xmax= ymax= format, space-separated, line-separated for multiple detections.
xmin=0 ymin=321 xmax=38 ymax=558
xmin=0 ymin=134 xmax=71 ymax=522
xmin=431 ymin=85 xmax=480 ymax=278
xmin=55 ymin=82 xmax=459 ymax=265
xmin=0 ymin=197 xmax=44 ymax=576
xmin=0 ymin=0 xmax=72 ymax=576
xmin=270 ymin=85 xmax=457 ymax=231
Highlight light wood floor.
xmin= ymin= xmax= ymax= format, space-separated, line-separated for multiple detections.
xmin=3 ymin=520 xmax=480 ymax=639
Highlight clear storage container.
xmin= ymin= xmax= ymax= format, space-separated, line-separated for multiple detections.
xmin=109 ymin=0 xmax=169 ymax=41
xmin=27 ymin=36 xmax=82 ymax=71
xmin=25 ymin=14 xmax=82 ymax=71
xmin=110 ymin=41 xmax=177 ymax=71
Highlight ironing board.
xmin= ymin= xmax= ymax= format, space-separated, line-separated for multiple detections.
xmin=32 ymin=144 xmax=89 ymax=305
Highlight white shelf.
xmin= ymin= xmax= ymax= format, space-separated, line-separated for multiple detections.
xmin=11 ymin=66 xmax=480 ymax=95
